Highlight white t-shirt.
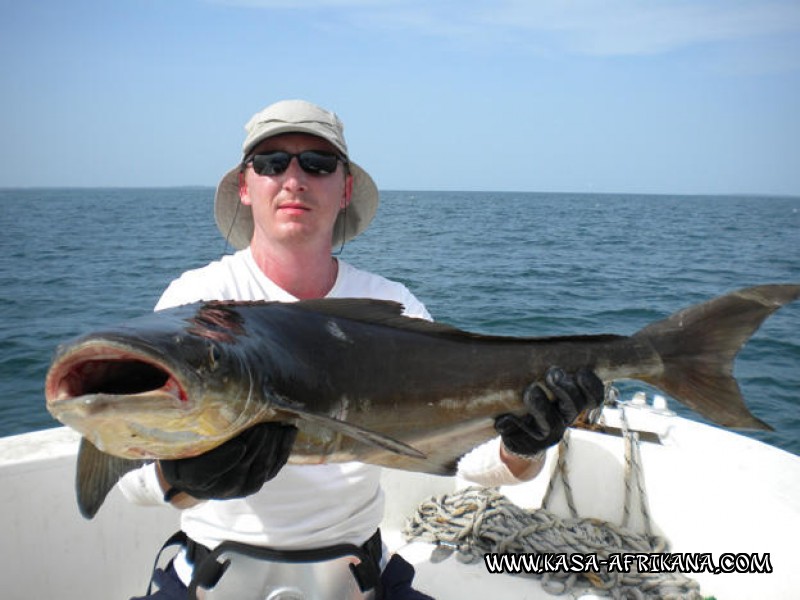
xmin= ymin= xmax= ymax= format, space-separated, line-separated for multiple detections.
xmin=118 ymin=248 xmax=517 ymax=580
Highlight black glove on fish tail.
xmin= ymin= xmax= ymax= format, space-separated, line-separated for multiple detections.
xmin=494 ymin=366 xmax=604 ymax=457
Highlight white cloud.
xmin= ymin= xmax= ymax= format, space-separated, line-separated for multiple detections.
xmin=211 ymin=0 xmax=800 ymax=59
xmin=482 ymin=0 xmax=800 ymax=56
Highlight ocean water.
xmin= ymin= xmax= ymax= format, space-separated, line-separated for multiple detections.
xmin=1 ymin=188 xmax=798 ymax=454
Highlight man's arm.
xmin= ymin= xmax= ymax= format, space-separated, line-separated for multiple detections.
xmin=460 ymin=367 xmax=604 ymax=486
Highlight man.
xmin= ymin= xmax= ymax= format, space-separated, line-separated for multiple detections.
xmin=120 ymin=99 xmax=603 ymax=599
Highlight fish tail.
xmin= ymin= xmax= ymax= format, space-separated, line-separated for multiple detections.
xmin=632 ymin=284 xmax=800 ymax=430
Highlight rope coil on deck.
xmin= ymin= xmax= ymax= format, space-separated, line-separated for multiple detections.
xmin=403 ymin=404 xmax=703 ymax=599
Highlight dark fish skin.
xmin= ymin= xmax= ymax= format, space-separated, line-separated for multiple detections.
xmin=45 ymin=284 xmax=800 ymax=518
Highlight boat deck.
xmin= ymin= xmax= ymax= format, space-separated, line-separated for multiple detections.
xmin=1 ymin=402 xmax=798 ymax=599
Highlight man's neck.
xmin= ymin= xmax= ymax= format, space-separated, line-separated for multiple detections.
xmin=249 ymin=241 xmax=338 ymax=300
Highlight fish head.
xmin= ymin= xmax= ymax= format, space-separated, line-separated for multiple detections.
xmin=45 ymin=304 xmax=268 ymax=460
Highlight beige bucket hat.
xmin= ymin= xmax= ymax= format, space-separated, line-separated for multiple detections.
xmin=215 ymin=99 xmax=379 ymax=250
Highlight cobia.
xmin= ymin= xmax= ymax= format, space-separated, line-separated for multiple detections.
xmin=45 ymin=284 xmax=800 ymax=517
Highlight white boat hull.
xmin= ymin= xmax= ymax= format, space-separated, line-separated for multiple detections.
xmin=1 ymin=402 xmax=797 ymax=599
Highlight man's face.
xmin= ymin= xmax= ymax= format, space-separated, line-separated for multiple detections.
xmin=239 ymin=133 xmax=353 ymax=249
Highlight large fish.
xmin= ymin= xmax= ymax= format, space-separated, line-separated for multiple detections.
xmin=46 ymin=284 xmax=799 ymax=518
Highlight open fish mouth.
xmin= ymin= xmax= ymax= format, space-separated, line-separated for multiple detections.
xmin=45 ymin=345 xmax=189 ymax=412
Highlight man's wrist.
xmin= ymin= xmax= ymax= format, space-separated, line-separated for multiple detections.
xmin=499 ymin=443 xmax=547 ymax=480
xmin=156 ymin=462 xmax=201 ymax=509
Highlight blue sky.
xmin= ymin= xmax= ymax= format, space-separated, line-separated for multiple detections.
xmin=1 ymin=0 xmax=799 ymax=195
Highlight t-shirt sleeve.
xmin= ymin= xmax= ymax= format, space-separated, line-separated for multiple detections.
xmin=117 ymin=462 xmax=170 ymax=506
xmin=456 ymin=436 xmax=523 ymax=486
xmin=399 ymin=288 xmax=433 ymax=321
xmin=154 ymin=270 xmax=220 ymax=311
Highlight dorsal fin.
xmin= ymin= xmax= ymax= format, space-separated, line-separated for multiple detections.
xmin=290 ymin=298 xmax=625 ymax=344
xmin=207 ymin=298 xmax=625 ymax=344
xmin=291 ymin=298 xmax=468 ymax=336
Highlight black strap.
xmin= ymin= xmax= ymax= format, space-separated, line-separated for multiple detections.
xmin=186 ymin=529 xmax=383 ymax=599
xmin=146 ymin=529 xmax=384 ymax=598
xmin=144 ymin=531 xmax=189 ymax=595
xmin=358 ymin=529 xmax=384 ymax=592
xmin=185 ymin=535 xmax=213 ymax=569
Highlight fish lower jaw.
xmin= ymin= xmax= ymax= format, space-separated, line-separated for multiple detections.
xmin=90 ymin=435 xmax=221 ymax=460
xmin=80 ymin=416 xmax=231 ymax=460
xmin=50 ymin=391 xmax=193 ymax=421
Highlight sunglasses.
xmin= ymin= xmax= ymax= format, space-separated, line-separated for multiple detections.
xmin=244 ymin=151 xmax=347 ymax=177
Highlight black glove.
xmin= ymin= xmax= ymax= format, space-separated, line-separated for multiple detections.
xmin=495 ymin=367 xmax=604 ymax=457
xmin=159 ymin=422 xmax=298 ymax=500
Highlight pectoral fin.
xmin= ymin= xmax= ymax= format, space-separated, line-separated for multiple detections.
xmin=274 ymin=401 xmax=426 ymax=460
xmin=76 ymin=437 xmax=147 ymax=519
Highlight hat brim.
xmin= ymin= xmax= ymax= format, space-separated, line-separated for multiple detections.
xmin=243 ymin=122 xmax=349 ymax=159
xmin=214 ymin=161 xmax=379 ymax=251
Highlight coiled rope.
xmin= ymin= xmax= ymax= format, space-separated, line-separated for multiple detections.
xmin=403 ymin=404 xmax=703 ymax=599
